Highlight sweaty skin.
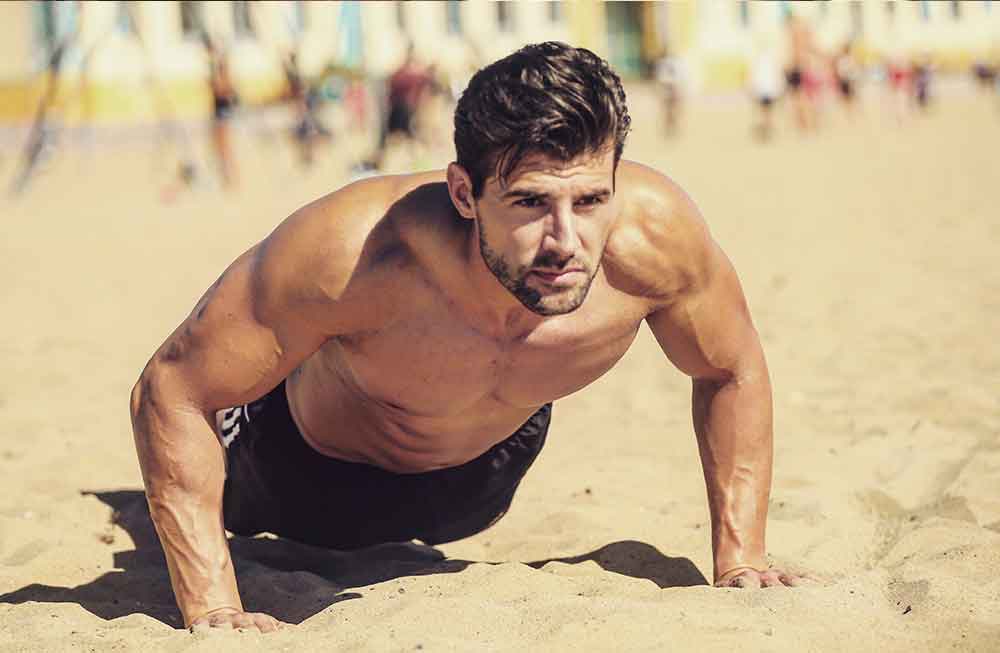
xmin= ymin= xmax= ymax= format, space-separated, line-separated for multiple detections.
xmin=131 ymin=153 xmax=802 ymax=633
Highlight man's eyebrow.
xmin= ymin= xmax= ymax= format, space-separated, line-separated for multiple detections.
xmin=500 ymin=187 xmax=612 ymax=200
xmin=501 ymin=188 xmax=549 ymax=200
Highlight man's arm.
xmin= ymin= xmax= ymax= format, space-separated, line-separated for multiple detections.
xmin=130 ymin=196 xmax=362 ymax=630
xmin=639 ymin=184 xmax=803 ymax=589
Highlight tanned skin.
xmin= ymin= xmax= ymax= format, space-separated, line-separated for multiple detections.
xmin=131 ymin=151 xmax=804 ymax=633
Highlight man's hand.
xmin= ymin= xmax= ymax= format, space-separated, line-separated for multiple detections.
xmin=714 ymin=565 xmax=808 ymax=589
xmin=189 ymin=607 xmax=288 ymax=633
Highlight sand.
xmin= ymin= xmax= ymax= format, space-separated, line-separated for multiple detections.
xmin=1 ymin=83 xmax=998 ymax=652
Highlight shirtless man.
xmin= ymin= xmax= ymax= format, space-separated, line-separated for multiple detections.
xmin=130 ymin=42 xmax=804 ymax=633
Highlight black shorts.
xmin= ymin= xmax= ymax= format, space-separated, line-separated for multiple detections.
xmin=220 ymin=382 xmax=550 ymax=549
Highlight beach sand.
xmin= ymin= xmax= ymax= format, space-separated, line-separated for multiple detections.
xmin=1 ymin=84 xmax=998 ymax=651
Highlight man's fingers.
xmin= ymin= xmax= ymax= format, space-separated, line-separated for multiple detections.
xmin=715 ymin=568 xmax=752 ymax=588
xmin=759 ymin=570 xmax=784 ymax=588
xmin=252 ymin=614 xmax=286 ymax=633
xmin=781 ymin=571 xmax=824 ymax=586
xmin=255 ymin=619 xmax=278 ymax=634
xmin=715 ymin=568 xmax=810 ymax=589
xmin=778 ymin=572 xmax=804 ymax=587
xmin=207 ymin=615 xmax=235 ymax=629
xmin=727 ymin=569 xmax=760 ymax=588
xmin=189 ymin=611 xmax=288 ymax=634
xmin=231 ymin=612 xmax=256 ymax=630
xmin=715 ymin=567 xmax=813 ymax=589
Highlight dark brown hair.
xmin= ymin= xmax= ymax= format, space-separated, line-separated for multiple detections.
xmin=454 ymin=42 xmax=631 ymax=197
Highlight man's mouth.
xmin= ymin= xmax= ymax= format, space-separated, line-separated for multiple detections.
xmin=530 ymin=268 xmax=584 ymax=285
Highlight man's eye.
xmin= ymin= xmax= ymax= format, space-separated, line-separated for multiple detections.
xmin=576 ymin=196 xmax=603 ymax=206
xmin=515 ymin=197 xmax=542 ymax=208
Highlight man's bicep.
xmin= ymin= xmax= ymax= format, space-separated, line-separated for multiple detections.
xmin=645 ymin=240 xmax=761 ymax=382
xmin=146 ymin=245 xmax=328 ymax=413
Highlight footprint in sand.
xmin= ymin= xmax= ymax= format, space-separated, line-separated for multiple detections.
xmin=3 ymin=539 xmax=49 ymax=566
xmin=885 ymin=577 xmax=931 ymax=615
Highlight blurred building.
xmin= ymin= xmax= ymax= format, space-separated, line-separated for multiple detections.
xmin=1 ymin=1 xmax=998 ymax=125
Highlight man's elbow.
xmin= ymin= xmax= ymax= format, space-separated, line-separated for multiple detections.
xmin=130 ymin=361 xmax=177 ymax=431
xmin=130 ymin=361 xmax=163 ymax=422
xmin=130 ymin=375 xmax=146 ymax=421
xmin=720 ymin=337 xmax=770 ymax=387
xmin=720 ymin=362 xmax=770 ymax=393
xmin=693 ymin=358 xmax=769 ymax=391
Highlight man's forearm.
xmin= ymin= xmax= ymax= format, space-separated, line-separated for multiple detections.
xmin=691 ymin=361 xmax=773 ymax=581
xmin=130 ymin=372 xmax=243 ymax=626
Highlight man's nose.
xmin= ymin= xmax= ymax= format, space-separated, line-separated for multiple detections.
xmin=543 ymin=206 xmax=579 ymax=258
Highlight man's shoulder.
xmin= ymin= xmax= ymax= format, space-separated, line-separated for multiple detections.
xmin=279 ymin=170 xmax=447 ymax=254
xmin=605 ymin=160 xmax=714 ymax=303
xmin=291 ymin=170 xmax=445 ymax=241
xmin=256 ymin=171 xmax=449 ymax=308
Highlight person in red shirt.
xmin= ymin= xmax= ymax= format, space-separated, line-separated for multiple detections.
xmin=371 ymin=45 xmax=435 ymax=170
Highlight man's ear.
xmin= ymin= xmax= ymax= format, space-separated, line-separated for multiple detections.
xmin=446 ymin=162 xmax=477 ymax=221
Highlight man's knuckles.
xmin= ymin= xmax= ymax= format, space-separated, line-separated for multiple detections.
xmin=190 ymin=611 xmax=285 ymax=634
xmin=252 ymin=614 xmax=285 ymax=633
xmin=716 ymin=568 xmax=809 ymax=589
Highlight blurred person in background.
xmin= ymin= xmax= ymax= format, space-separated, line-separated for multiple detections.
xmin=418 ymin=62 xmax=456 ymax=154
xmin=784 ymin=13 xmax=818 ymax=133
xmin=749 ymin=43 xmax=784 ymax=142
xmin=911 ymin=53 xmax=933 ymax=112
xmin=884 ymin=48 xmax=912 ymax=125
xmin=370 ymin=44 xmax=434 ymax=171
xmin=802 ymin=50 xmax=829 ymax=130
xmin=968 ymin=45 xmax=1000 ymax=111
xmin=204 ymin=34 xmax=239 ymax=189
xmin=832 ymin=40 xmax=861 ymax=121
xmin=8 ymin=39 xmax=70 ymax=197
xmin=655 ymin=47 xmax=688 ymax=138
xmin=342 ymin=78 xmax=371 ymax=134
xmin=971 ymin=55 xmax=996 ymax=91
xmin=283 ymin=51 xmax=332 ymax=168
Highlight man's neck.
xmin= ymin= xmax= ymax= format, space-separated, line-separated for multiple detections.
xmin=456 ymin=224 xmax=544 ymax=342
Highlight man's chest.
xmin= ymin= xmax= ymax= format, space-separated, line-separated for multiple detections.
xmin=331 ymin=290 xmax=648 ymax=415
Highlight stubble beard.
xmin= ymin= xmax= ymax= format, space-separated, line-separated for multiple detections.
xmin=477 ymin=221 xmax=598 ymax=317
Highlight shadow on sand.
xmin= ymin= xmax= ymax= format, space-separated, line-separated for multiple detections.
xmin=0 ymin=490 xmax=707 ymax=628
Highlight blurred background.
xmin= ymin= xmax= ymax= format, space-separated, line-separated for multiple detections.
xmin=2 ymin=0 xmax=999 ymax=200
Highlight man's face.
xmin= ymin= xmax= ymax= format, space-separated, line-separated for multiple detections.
xmin=472 ymin=148 xmax=618 ymax=316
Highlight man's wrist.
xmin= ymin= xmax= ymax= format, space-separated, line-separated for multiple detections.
xmin=712 ymin=537 xmax=767 ymax=581
xmin=186 ymin=605 xmax=243 ymax=627
xmin=715 ymin=563 xmax=766 ymax=583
